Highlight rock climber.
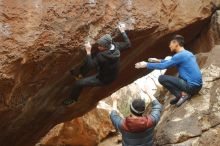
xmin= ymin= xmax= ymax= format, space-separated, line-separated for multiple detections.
xmin=110 ymin=91 xmax=162 ymax=146
xmin=63 ymin=23 xmax=131 ymax=105
xmin=135 ymin=34 xmax=203 ymax=107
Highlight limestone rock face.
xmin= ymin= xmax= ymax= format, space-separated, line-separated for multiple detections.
xmin=0 ymin=0 xmax=218 ymax=145
xmin=155 ymin=10 xmax=220 ymax=146
xmin=38 ymin=108 xmax=114 ymax=146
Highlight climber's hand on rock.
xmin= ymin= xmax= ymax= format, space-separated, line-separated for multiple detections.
xmin=84 ymin=42 xmax=92 ymax=55
xmin=118 ymin=23 xmax=126 ymax=32
xmin=148 ymin=58 xmax=161 ymax=63
xmin=135 ymin=61 xmax=147 ymax=69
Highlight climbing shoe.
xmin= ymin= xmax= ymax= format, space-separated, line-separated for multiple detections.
xmin=63 ymin=98 xmax=77 ymax=106
xmin=170 ymin=97 xmax=180 ymax=105
xmin=176 ymin=95 xmax=191 ymax=107
xmin=74 ymin=74 xmax=83 ymax=80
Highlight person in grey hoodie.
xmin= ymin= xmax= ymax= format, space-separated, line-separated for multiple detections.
xmin=64 ymin=24 xmax=131 ymax=105
xmin=110 ymin=92 xmax=162 ymax=146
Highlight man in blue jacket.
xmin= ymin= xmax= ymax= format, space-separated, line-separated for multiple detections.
xmin=110 ymin=93 xmax=162 ymax=146
xmin=135 ymin=35 xmax=203 ymax=107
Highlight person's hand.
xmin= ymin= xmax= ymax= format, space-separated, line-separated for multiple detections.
xmin=118 ymin=23 xmax=126 ymax=33
xmin=135 ymin=61 xmax=147 ymax=69
xmin=111 ymin=93 xmax=119 ymax=111
xmin=84 ymin=42 xmax=92 ymax=55
xmin=111 ymin=93 xmax=119 ymax=101
xmin=148 ymin=58 xmax=161 ymax=63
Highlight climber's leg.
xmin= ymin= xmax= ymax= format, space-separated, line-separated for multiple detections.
xmin=158 ymin=75 xmax=189 ymax=105
xmin=70 ymin=65 xmax=83 ymax=78
xmin=70 ymin=57 xmax=92 ymax=79
xmin=63 ymin=75 xmax=103 ymax=105
xmin=70 ymin=75 xmax=103 ymax=100
xmin=78 ymin=55 xmax=94 ymax=77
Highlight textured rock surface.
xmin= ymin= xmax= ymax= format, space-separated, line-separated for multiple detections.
xmin=39 ymin=66 xmax=167 ymax=146
xmin=38 ymin=108 xmax=114 ymax=146
xmin=155 ymin=62 xmax=220 ymax=145
xmin=0 ymin=0 xmax=218 ymax=146
xmin=155 ymin=10 xmax=220 ymax=146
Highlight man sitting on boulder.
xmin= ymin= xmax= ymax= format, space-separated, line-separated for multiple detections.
xmin=63 ymin=24 xmax=131 ymax=105
xmin=110 ymin=91 xmax=162 ymax=146
xmin=135 ymin=35 xmax=203 ymax=107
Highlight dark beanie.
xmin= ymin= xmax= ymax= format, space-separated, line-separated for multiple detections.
xmin=130 ymin=99 xmax=146 ymax=116
xmin=97 ymin=34 xmax=112 ymax=49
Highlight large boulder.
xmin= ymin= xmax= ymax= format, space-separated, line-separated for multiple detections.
xmin=0 ymin=0 xmax=218 ymax=145
xmin=38 ymin=108 xmax=114 ymax=146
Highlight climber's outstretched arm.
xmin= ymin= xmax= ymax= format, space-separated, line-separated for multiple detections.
xmin=110 ymin=94 xmax=123 ymax=131
xmin=83 ymin=42 xmax=99 ymax=70
xmin=140 ymin=86 xmax=163 ymax=125
xmin=135 ymin=56 xmax=179 ymax=70
xmin=148 ymin=96 xmax=163 ymax=125
xmin=148 ymin=58 xmax=162 ymax=63
xmin=115 ymin=24 xmax=131 ymax=51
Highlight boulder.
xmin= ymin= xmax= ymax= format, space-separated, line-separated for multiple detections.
xmin=0 ymin=0 xmax=218 ymax=145
xmin=38 ymin=108 xmax=114 ymax=146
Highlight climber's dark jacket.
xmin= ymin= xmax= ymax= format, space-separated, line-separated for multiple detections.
xmin=110 ymin=100 xmax=163 ymax=146
xmin=85 ymin=32 xmax=131 ymax=84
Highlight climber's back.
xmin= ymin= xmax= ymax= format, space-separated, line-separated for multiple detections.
xmin=110 ymin=98 xmax=162 ymax=146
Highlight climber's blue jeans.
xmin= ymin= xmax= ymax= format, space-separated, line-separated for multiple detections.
xmin=158 ymin=75 xmax=202 ymax=99
xmin=70 ymin=75 xmax=103 ymax=101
